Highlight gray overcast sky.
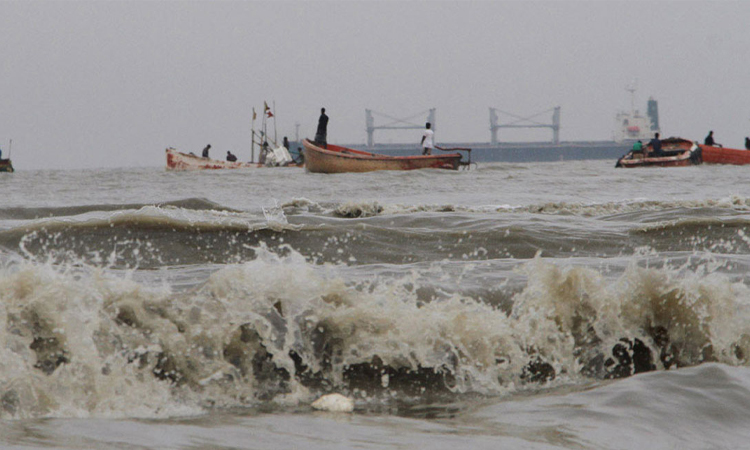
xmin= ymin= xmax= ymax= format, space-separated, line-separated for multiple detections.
xmin=1 ymin=0 xmax=749 ymax=169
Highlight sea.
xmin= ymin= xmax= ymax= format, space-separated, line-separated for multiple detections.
xmin=3 ymin=160 xmax=750 ymax=449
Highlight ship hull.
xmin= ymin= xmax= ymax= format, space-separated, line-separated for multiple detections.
xmin=334 ymin=141 xmax=630 ymax=163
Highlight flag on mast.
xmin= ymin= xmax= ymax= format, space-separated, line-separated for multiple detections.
xmin=264 ymin=101 xmax=274 ymax=118
xmin=252 ymin=108 xmax=257 ymax=121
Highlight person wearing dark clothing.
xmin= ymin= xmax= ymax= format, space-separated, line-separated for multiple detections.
xmin=226 ymin=151 xmax=237 ymax=162
xmin=296 ymin=147 xmax=305 ymax=164
xmin=202 ymin=144 xmax=211 ymax=158
xmin=704 ymin=131 xmax=715 ymax=146
xmin=315 ymin=108 xmax=329 ymax=148
xmin=259 ymin=141 xmax=269 ymax=165
xmin=745 ymin=137 xmax=750 ymax=150
xmin=283 ymin=136 xmax=290 ymax=150
xmin=649 ymin=133 xmax=663 ymax=157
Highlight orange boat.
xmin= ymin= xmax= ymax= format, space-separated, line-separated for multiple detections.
xmin=699 ymin=144 xmax=750 ymax=165
xmin=165 ymin=147 xmax=302 ymax=171
xmin=302 ymin=139 xmax=469 ymax=174
xmin=615 ymin=137 xmax=701 ymax=168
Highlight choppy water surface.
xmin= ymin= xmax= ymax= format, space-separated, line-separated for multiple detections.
xmin=3 ymin=161 xmax=750 ymax=449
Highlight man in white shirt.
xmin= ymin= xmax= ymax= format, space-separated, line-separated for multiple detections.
xmin=421 ymin=122 xmax=435 ymax=155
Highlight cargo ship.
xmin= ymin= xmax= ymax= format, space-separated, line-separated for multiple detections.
xmin=333 ymin=88 xmax=661 ymax=163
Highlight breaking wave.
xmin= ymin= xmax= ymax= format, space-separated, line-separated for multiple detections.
xmin=2 ymin=248 xmax=750 ymax=419
xmin=284 ymin=195 xmax=750 ymax=219
xmin=0 ymin=198 xmax=238 ymax=221
xmin=3 ymin=198 xmax=750 ymax=269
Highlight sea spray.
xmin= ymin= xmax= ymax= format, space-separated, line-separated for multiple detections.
xmin=3 ymin=247 xmax=750 ymax=419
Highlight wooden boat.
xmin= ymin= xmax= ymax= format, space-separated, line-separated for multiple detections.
xmin=165 ymin=147 xmax=302 ymax=171
xmin=0 ymin=139 xmax=14 ymax=172
xmin=699 ymin=144 xmax=750 ymax=165
xmin=615 ymin=137 xmax=701 ymax=168
xmin=302 ymin=139 xmax=469 ymax=174
xmin=0 ymin=159 xmax=14 ymax=173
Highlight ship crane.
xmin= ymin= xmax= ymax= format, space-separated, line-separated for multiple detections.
xmin=365 ymin=108 xmax=435 ymax=147
xmin=489 ymin=107 xmax=561 ymax=145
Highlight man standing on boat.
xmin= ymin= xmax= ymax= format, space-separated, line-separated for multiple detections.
xmin=202 ymin=144 xmax=211 ymax=158
xmin=421 ymin=122 xmax=435 ymax=155
xmin=315 ymin=108 xmax=328 ymax=148
xmin=649 ymin=133 xmax=663 ymax=157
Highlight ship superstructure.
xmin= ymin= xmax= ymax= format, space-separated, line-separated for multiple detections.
xmin=613 ymin=84 xmax=660 ymax=142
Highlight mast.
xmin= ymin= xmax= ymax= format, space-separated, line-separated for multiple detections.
xmin=626 ymin=80 xmax=637 ymax=116
xmin=273 ymin=101 xmax=278 ymax=144
xmin=262 ymin=103 xmax=267 ymax=146
xmin=251 ymin=108 xmax=256 ymax=162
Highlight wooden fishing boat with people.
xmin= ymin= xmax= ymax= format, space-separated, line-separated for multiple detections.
xmin=165 ymin=147 xmax=302 ymax=171
xmin=166 ymin=147 xmax=260 ymax=170
xmin=165 ymin=101 xmax=304 ymax=171
xmin=699 ymin=144 xmax=750 ymax=165
xmin=302 ymin=139 xmax=471 ymax=174
xmin=615 ymin=137 xmax=701 ymax=168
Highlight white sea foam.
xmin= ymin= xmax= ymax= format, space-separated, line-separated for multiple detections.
xmin=2 ymin=247 xmax=750 ymax=419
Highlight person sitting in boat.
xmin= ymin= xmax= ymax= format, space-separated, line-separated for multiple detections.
xmin=632 ymin=140 xmax=643 ymax=153
xmin=295 ymin=146 xmax=305 ymax=164
xmin=202 ymin=144 xmax=211 ymax=158
xmin=704 ymin=131 xmax=715 ymax=146
xmin=421 ymin=122 xmax=435 ymax=155
xmin=226 ymin=151 xmax=237 ymax=162
xmin=649 ymin=133 xmax=663 ymax=157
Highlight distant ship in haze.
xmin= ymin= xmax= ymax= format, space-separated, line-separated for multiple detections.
xmin=613 ymin=83 xmax=660 ymax=143
xmin=335 ymin=87 xmax=661 ymax=163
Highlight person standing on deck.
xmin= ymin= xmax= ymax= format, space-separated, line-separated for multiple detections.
xmin=649 ymin=133 xmax=663 ymax=157
xmin=745 ymin=137 xmax=750 ymax=150
xmin=314 ymin=108 xmax=328 ymax=148
xmin=421 ymin=122 xmax=435 ymax=155
xmin=202 ymin=144 xmax=211 ymax=158
xmin=704 ymin=131 xmax=715 ymax=146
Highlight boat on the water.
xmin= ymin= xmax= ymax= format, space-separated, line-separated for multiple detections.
xmin=615 ymin=137 xmax=701 ymax=168
xmin=302 ymin=139 xmax=469 ymax=174
xmin=0 ymin=159 xmax=13 ymax=173
xmin=0 ymin=140 xmax=14 ymax=172
xmin=165 ymin=147 xmax=301 ymax=171
xmin=700 ymin=144 xmax=750 ymax=165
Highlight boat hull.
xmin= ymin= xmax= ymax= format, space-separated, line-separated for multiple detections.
xmin=302 ymin=139 xmax=462 ymax=174
xmin=615 ymin=137 xmax=701 ymax=168
xmin=700 ymin=145 xmax=750 ymax=165
xmin=165 ymin=148 xmax=301 ymax=171
xmin=0 ymin=159 xmax=14 ymax=173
